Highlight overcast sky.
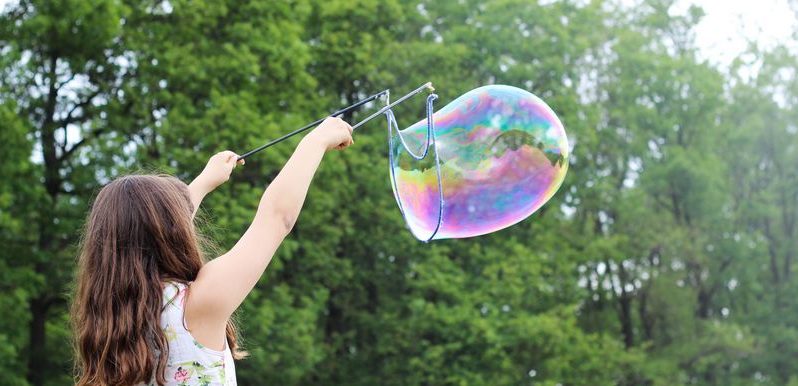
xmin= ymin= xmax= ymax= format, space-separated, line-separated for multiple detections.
xmin=1 ymin=0 xmax=796 ymax=67
xmin=672 ymin=0 xmax=796 ymax=66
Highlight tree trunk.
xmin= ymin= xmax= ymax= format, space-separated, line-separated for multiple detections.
xmin=764 ymin=219 xmax=781 ymax=284
xmin=27 ymin=52 xmax=61 ymax=386
xmin=27 ymin=297 xmax=49 ymax=386
xmin=696 ymin=287 xmax=712 ymax=319
xmin=638 ymin=287 xmax=653 ymax=341
xmin=619 ymin=294 xmax=634 ymax=349
xmin=611 ymin=260 xmax=635 ymax=349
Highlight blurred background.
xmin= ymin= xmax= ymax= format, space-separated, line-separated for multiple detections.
xmin=1 ymin=0 xmax=797 ymax=385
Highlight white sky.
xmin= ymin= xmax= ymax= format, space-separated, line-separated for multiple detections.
xmin=672 ymin=0 xmax=797 ymax=66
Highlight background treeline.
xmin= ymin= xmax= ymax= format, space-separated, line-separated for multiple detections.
xmin=1 ymin=0 xmax=797 ymax=385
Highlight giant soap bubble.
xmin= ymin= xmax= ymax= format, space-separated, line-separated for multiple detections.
xmin=388 ymin=85 xmax=569 ymax=241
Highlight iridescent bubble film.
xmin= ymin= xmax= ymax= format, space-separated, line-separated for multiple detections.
xmin=390 ymin=85 xmax=569 ymax=240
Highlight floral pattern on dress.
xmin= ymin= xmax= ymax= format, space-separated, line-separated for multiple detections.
xmin=170 ymin=361 xmax=223 ymax=386
xmin=164 ymin=324 xmax=177 ymax=342
xmin=143 ymin=282 xmax=236 ymax=385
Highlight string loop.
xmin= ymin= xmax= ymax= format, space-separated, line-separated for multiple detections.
xmin=386 ymin=94 xmax=444 ymax=242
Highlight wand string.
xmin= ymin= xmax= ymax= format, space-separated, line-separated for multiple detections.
xmin=386 ymin=93 xmax=442 ymax=242
xmin=351 ymin=82 xmax=434 ymax=130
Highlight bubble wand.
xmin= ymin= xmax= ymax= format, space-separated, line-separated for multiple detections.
xmin=237 ymin=90 xmax=387 ymax=160
xmin=238 ymin=82 xmax=434 ymax=160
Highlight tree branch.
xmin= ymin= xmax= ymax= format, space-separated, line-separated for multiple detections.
xmin=60 ymin=127 xmax=107 ymax=162
xmin=55 ymin=71 xmax=77 ymax=91
xmin=59 ymin=89 xmax=101 ymax=128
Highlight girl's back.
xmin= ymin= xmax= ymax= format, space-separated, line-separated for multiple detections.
xmin=156 ymin=282 xmax=236 ymax=385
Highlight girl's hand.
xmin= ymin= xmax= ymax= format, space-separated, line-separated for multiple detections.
xmin=306 ymin=117 xmax=354 ymax=151
xmin=195 ymin=151 xmax=244 ymax=192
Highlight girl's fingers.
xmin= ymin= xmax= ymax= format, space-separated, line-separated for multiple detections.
xmin=220 ymin=151 xmax=240 ymax=164
xmin=336 ymin=138 xmax=353 ymax=150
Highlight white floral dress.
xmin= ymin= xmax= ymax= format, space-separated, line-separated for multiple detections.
xmin=148 ymin=282 xmax=237 ymax=386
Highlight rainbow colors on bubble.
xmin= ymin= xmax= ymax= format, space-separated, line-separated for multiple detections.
xmin=390 ymin=85 xmax=569 ymax=240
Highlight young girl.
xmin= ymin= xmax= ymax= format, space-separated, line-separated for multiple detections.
xmin=71 ymin=117 xmax=354 ymax=386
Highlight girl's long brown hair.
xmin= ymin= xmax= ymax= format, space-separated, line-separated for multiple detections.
xmin=72 ymin=175 xmax=244 ymax=386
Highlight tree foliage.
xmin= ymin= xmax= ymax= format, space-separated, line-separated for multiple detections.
xmin=1 ymin=0 xmax=797 ymax=385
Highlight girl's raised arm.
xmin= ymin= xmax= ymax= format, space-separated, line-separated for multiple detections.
xmin=186 ymin=117 xmax=353 ymax=347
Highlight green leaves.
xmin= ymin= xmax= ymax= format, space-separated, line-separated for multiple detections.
xmin=2 ymin=0 xmax=798 ymax=385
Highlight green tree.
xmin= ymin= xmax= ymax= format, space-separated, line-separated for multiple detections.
xmin=1 ymin=1 xmax=129 ymax=383
xmin=1 ymin=0 xmax=797 ymax=385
